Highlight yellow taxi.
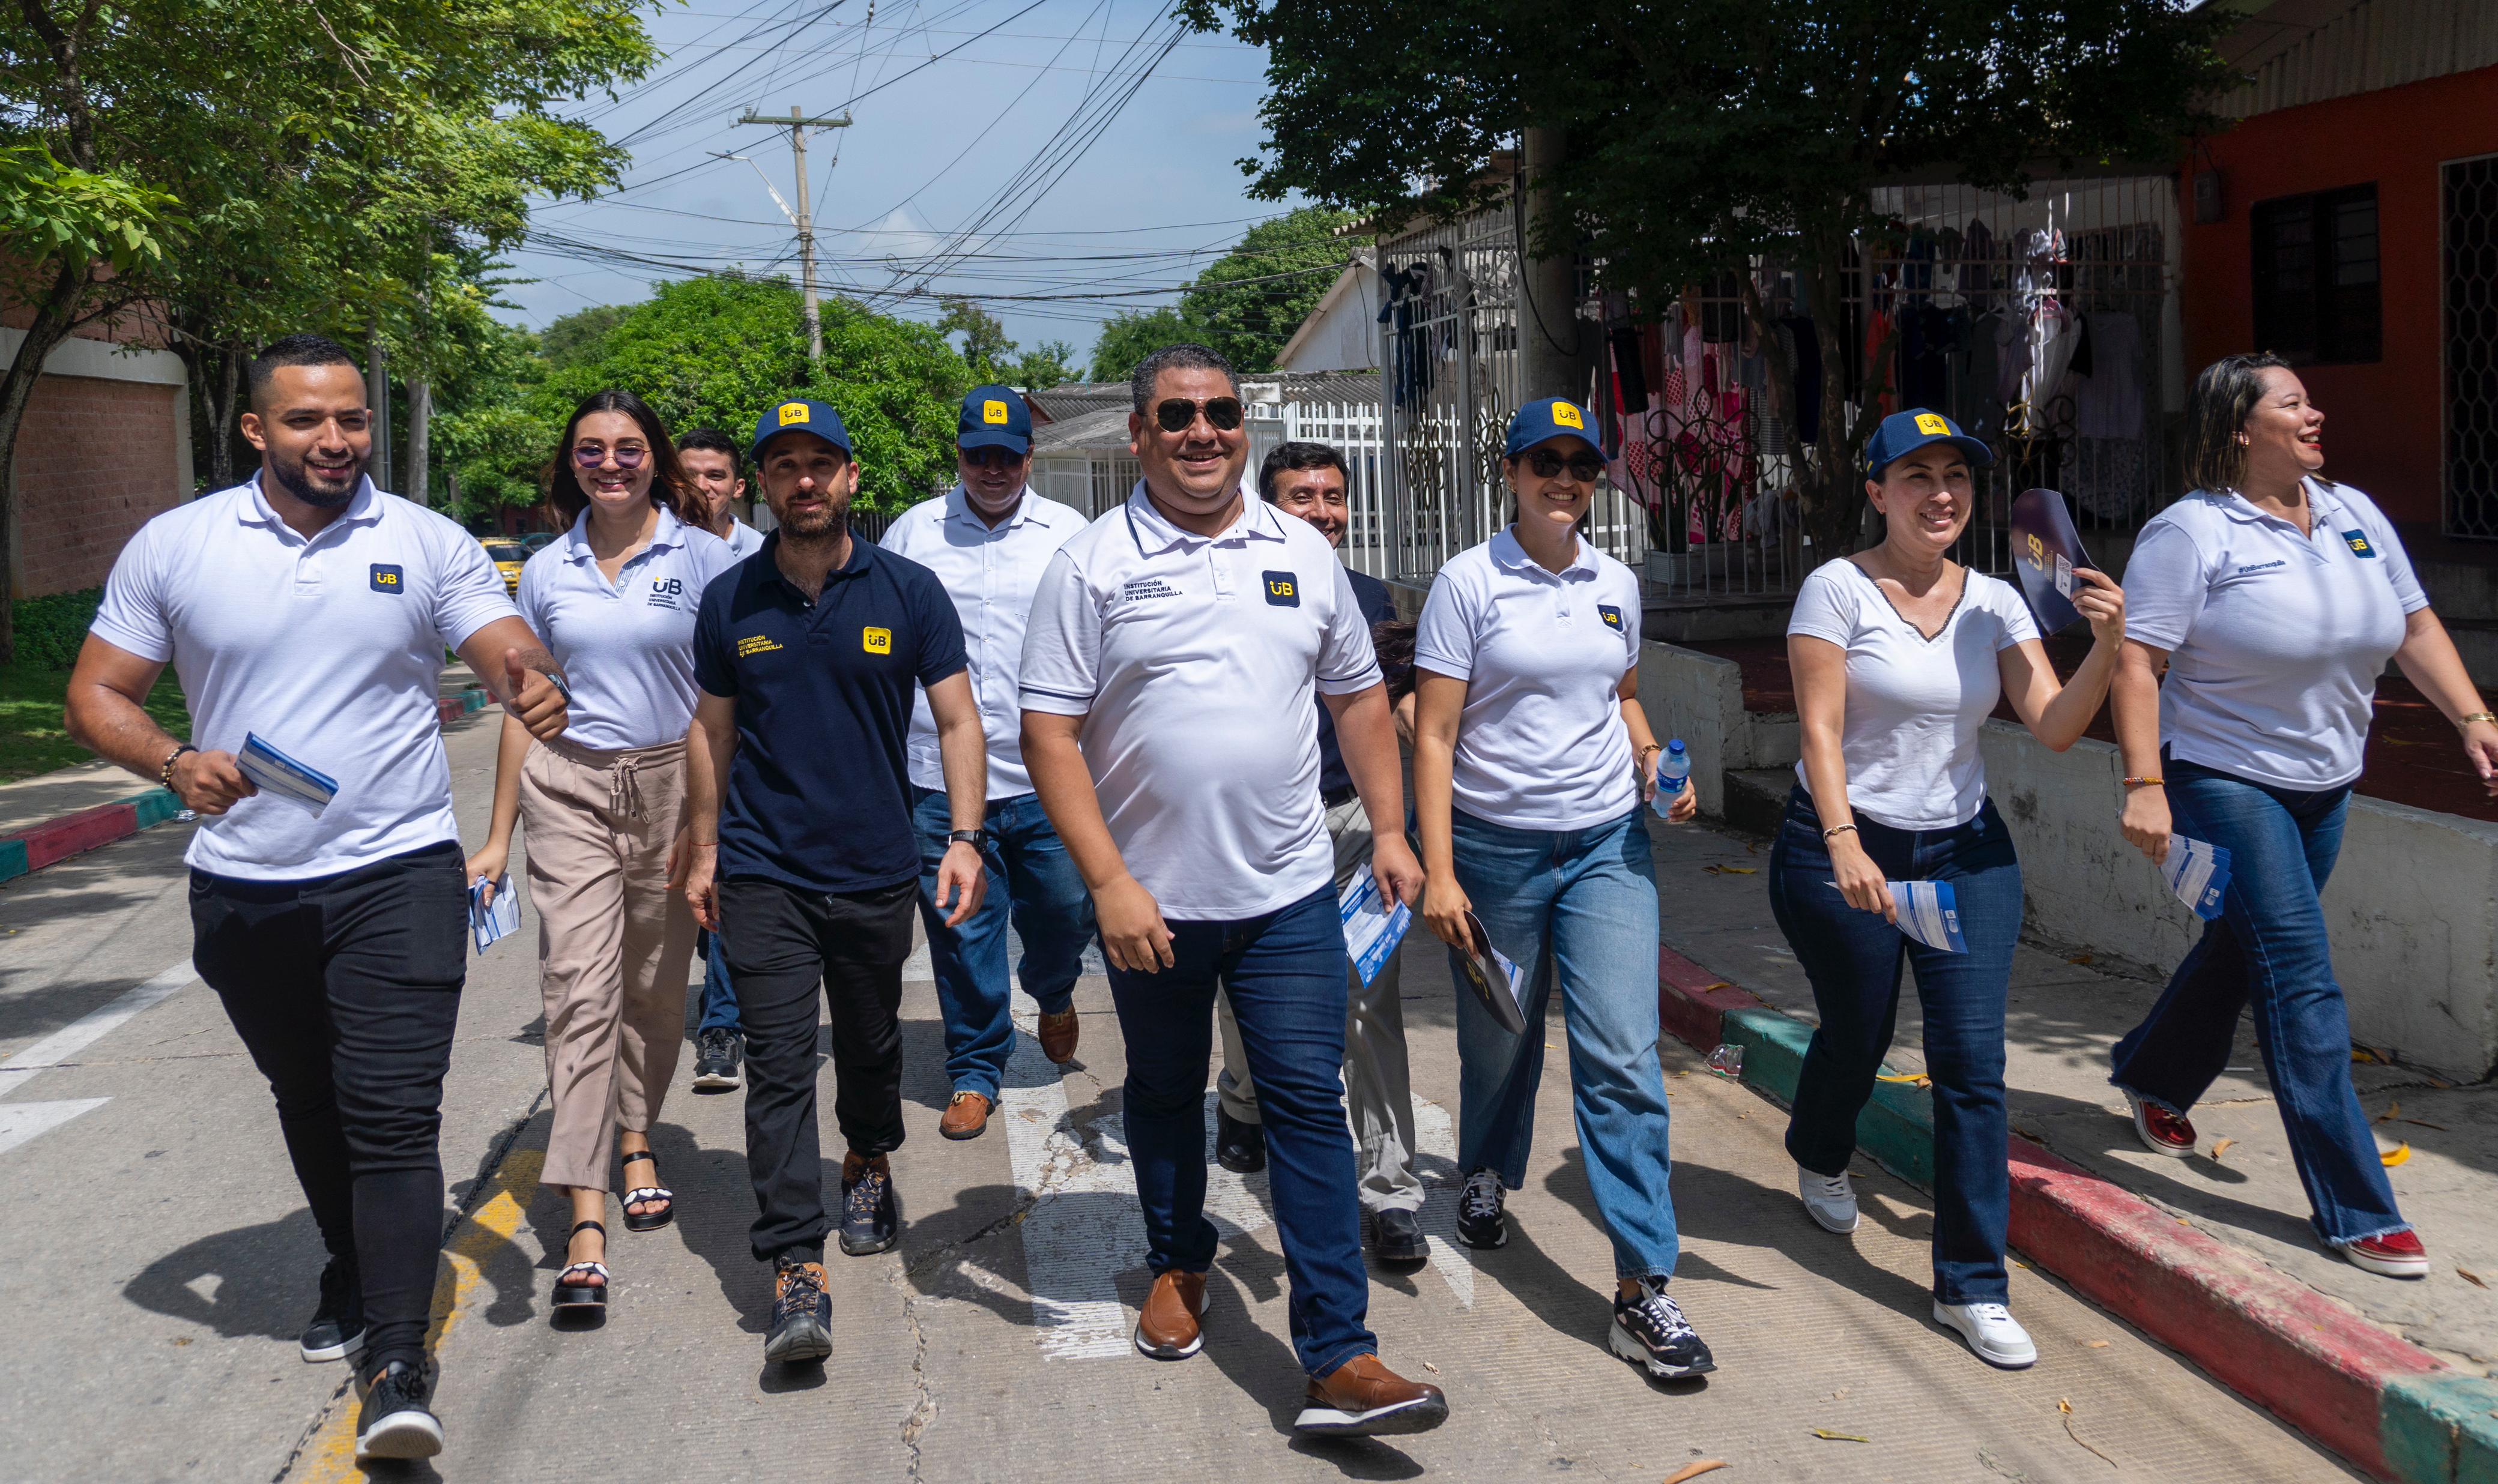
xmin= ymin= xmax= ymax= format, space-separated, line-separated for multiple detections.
xmin=482 ymin=538 xmax=527 ymax=594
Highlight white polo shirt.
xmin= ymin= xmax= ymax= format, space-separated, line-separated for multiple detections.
xmin=2125 ymin=478 xmax=2426 ymax=790
xmin=1019 ymin=484 xmax=1383 ymax=920
xmin=722 ymin=518 xmax=766 ymax=560
xmin=1414 ymin=528 xmax=1646 ymax=831
xmin=91 ymin=475 xmax=518 ymax=881
xmin=879 ymin=484 xmax=1085 ymax=798
xmin=516 ymin=507 xmax=739 ymax=751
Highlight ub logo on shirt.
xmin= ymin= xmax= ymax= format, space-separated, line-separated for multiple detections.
xmin=647 ymin=576 xmax=685 ymax=609
xmin=2342 ymin=529 xmax=2378 ymax=558
xmin=1598 ymin=603 xmax=1625 ymax=632
xmin=1262 ymin=571 xmax=1299 ymax=608
xmin=369 ymin=563 xmax=404 ymax=594
xmin=862 ymin=626 xmax=893 ymax=655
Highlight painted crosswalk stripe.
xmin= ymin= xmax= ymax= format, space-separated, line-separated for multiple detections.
xmin=0 ymin=958 xmax=195 ymax=1155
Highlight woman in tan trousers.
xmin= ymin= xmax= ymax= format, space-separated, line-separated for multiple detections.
xmin=466 ymin=390 xmax=740 ymax=1318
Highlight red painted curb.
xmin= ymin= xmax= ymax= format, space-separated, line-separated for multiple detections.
xmin=1656 ymin=946 xmax=1766 ymax=1054
xmin=437 ymin=697 xmax=463 ymax=725
xmin=13 ymin=800 xmax=141 ymax=871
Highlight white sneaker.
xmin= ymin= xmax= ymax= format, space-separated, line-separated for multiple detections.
xmin=1798 ymin=1168 xmax=1858 ymax=1234
xmin=1934 ymin=1300 xmax=2037 ymax=1369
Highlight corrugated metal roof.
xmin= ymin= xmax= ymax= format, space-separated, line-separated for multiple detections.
xmin=1029 ymin=403 xmax=1133 ymax=454
xmin=2216 ymin=0 xmax=2498 ymax=118
xmin=1024 ymin=383 xmax=1130 ymax=423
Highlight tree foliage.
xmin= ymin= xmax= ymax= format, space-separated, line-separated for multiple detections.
xmin=1084 ymin=205 xmax=1356 ymax=381
xmin=937 ymin=295 xmax=1078 ymax=389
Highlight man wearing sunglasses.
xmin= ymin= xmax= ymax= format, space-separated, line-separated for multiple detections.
xmin=879 ymin=385 xmax=1092 ymax=1142
xmin=1020 ymin=345 xmax=1449 ymax=1437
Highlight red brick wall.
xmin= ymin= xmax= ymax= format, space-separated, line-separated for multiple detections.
xmin=11 ymin=373 xmax=184 ymax=598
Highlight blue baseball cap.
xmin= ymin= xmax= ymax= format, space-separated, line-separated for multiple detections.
xmin=1504 ymin=397 xmax=1601 ymax=458
xmin=1864 ymin=408 xmax=1993 ymax=478
xmin=957 ymin=384 xmax=1032 ymax=455
xmin=749 ymin=398 xmax=853 ymax=465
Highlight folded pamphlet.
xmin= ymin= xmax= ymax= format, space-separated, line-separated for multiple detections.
xmin=1338 ymin=864 xmax=1412 ymax=988
xmin=1890 ymin=879 xmax=1970 ymax=954
xmin=470 ymin=877 xmax=521 ymax=954
xmin=235 ymin=733 xmax=339 ymax=815
xmin=1458 ymin=909 xmax=1531 ymax=1035
xmin=2162 ymin=836 xmax=2233 ymax=921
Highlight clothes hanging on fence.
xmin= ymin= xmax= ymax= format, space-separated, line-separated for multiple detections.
xmin=1378 ymin=262 xmax=1435 ymax=411
xmin=1960 ymin=219 xmax=1997 ymax=308
xmin=2075 ymin=310 xmax=2145 ymax=440
xmin=1958 ymin=309 xmax=2007 ymax=440
xmin=1900 ymin=303 xmax=1959 ymax=412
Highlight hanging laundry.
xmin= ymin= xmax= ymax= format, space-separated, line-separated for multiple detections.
xmin=2075 ymin=310 xmax=2146 ymax=440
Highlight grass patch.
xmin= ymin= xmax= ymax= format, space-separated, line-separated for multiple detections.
xmin=0 ymin=659 xmax=190 ymax=783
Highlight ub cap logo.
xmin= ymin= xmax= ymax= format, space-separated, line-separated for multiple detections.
xmin=1550 ymin=401 xmax=1585 ymax=430
xmin=1914 ymin=413 xmax=1952 ymax=436
xmin=981 ymin=399 xmax=1010 ymax=426
xmin=862 ymin=626 xmax=893 ymax=655
xmin=777 ymin=402 xmax=811 ymax=427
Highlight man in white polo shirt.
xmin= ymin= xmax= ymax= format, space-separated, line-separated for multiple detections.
xmin=880 ymin=384 xmax=1091 ymax=1141
xmin=65 ymin=334 xmax=571 ymax=1464
xmin=680 ymin=426 xmax=768 ymax=559
xmin=1019 ymin=343 xmax=1448 ymax=1438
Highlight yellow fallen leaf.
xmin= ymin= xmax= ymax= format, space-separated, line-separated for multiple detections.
xmin=2372 ymin=1100 xmax=2402 ymax=1123
xmin=2381 ymin=1142 xmax=2411 ymax=1167
xmin=2086 ymin=1340 xmax=2110 ymax=1348
xmin=1703 ymin=981 xmax=1734 ymax=992
xmin=2059 ymin=1398 xmax=2118 ymax=1466
xmin=2210 ymin=1138 xmax=2236 ymax=1162
xmin=1810 ymin=1429 xmax=1870 ymax=1443
xmin=2458 ymin=1268 xmax=2487 ymax=1289
xmin=1662 ymin=1464 xmax=1729 ymax=1484
xmin=1876 ymin=1072 xmax=1932 ymax=1087
xmin=1703 ymin=864 xmax=1758 ymax=875
xmin=2353 ymin=1047 xmax=2385 ymax=1064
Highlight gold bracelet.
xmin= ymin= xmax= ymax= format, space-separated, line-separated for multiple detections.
xmin=2123 ymin=776 xmax=2164 ymax=788
xmin=2460 ymin=711 xmax=2497 ymax=731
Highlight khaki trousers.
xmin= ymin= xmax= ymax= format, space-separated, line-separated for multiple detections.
xmin=522 ymin=736 xmax=698 ymax=1192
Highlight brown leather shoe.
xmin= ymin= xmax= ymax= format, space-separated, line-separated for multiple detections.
xmin=939 ymin=1090 xmax=991 ymax=1141
xmin=1036 ymin=1008 xmax=1080 ymax=1064
xmin=1133 ymin=1270 xmax=1206 ymax=1359
xmin=1295 ymin=1353 xmax=1450 ymax=1437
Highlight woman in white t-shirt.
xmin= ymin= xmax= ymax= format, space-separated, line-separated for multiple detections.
xmin=464 ymin=391 xmax=738 ymax=1321
xmin=1412 ymin=398 xmax=1710 ymax=1383
xmin=1768 ymin=409 xmax=2125 ymax=1371
xmin=2109 ymin=354 xmax=2498 ymax=1282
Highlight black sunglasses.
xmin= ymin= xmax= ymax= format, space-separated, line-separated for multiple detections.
xmin=961 ymin=446 xmax=1027 ymax=469
xmin=1152 ymin=396 xmax=1245 ymax=434
xmin=1524 ymin=448 xmax=1605 ymax=483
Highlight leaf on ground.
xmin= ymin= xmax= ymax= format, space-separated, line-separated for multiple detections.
xmin=2058 ymin=1399 xmax=2118 ymax=1468
xmin=2372 ymin=1100 xmax=2402 ymax=1122
xmin=2382 ymin=1142 xmax=2412 ymax=1167
xmin=2457 ymin=1268 xmax=2487 ymax=1289
xmin=1703 ymin=981 xmax=1734 ymax=992
xmin=1662 ymin=1464 xmax=1729 ymax=1484
xmin=1875 ymin=1072 xmax=1932 ymax=1087
xmin=1810 ymin=1429 xmax=1870 ymax=1443
xmin=2085 ymin=1340 xmax=2111 ymax=1348
xmin=2210 ymin=1138 xmax=2236 ymax=1162
xmin=1421 ymin=1360 xmax=1439 ymax=1373
xmin=2067 ymin=954 xmax=2095 ymax=965
xmin=2401 ymin=1118 xmax=2450 ymax=1132
xmin=2353 ymin=1047 xmax=2385 ymax=1064
xmin=1704 ymin=864 xmax=1758 ymax=875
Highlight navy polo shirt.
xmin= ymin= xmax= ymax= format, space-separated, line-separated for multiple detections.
xmin=693 ymin=532 xmax=967 ymax=894
xmin=1314 ymin=568 xmax=1401 ymax=795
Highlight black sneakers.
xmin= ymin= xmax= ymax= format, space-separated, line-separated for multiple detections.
xmin=1457 ymin=1169 xmax=1508 ymax=1249
xmin=1215 ymin=1106 xmax=1266 ymax=1174
xmin=354 ymin=1360 xmax=444 ymax=1462
xmin=765 ymin=1255 xmax=834 ymax=1365
xmin=691 ymin=1028 xmax=743 ymax=1091
xmin=839 ymin=1151 xmax=900 ymax=1256
xmin=1610 ymin=1278 xmax=1716 ymax=1379
xmin=298 ymin=1257 xmax=366 ymax=1363
xmin=1367 ymin=1207 xmax=1429 ymax=1264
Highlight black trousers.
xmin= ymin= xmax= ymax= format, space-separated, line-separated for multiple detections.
xmin=719 ymin=876 xmax=915 ymax=1262
xmin=189 ymin=840 xmax=468 ymax=1373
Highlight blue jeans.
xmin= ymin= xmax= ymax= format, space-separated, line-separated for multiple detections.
xmin=2109 ymin=758 xmax=2406 ymax=1246
xmin=910 ymin=788 xmax=1095 ymax=1103
xmin=695 ymin=928 xmax=740 ymax=1035
xmin=1766 ymin=788 xmax=2022 ymax=1304
xmin=1448 ymin=806 xmax=1680 ymax=1282
xmin=1102 ymin=883 xmax=1375 ymax=1378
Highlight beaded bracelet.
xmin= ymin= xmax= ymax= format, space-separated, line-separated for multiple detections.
xmin=2122 ymin=776 xmax=2164 ymax=788
xmin=1822 ymin=823 xmax=1857 ymax=840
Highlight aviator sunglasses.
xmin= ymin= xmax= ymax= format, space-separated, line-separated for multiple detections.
xmin=1524 ymin=448 xmax=1605 ymax=483
xmin=962 ymin=446 xmax=1027 ymax=469
xmin=572 ymin=442 xmax=649 ymax=469
xmin=1152 ymin=396 xmax=1245 ymax=433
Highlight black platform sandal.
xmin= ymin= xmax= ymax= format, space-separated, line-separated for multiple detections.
xmin=552 ymin=1219 xmax=609 ymax=1316
xmin=620 ymin=1148 xmax=674 ymax=1232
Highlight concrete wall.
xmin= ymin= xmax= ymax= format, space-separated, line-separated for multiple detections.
xmin=1633 ymin=640 xmax=1799 ymax=816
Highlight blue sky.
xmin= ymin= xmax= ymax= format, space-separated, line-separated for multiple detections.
xmin=506 ymin=0 xmax=1293 ymax=364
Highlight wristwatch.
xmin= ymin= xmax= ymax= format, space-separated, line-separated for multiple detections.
xmin=947 ymin=829 xmax=989 ymax=850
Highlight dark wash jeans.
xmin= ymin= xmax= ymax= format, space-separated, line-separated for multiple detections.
xmin=189 ymin=839 xmax=468 ymax=1374
xmin=1766 ymin=789 xmax=2021 ymax=1305
xmin=1101 ymin=884 xmax=1376 ymax=1378
xmin=2109 ymin=756 xmax=2406 ymax=1245
xmin=719 ymin=876 xmax=916 ymax=1263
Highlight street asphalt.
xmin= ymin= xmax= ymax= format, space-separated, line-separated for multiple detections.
xmin=0 ymin=706 xmax=2354 ymax=1481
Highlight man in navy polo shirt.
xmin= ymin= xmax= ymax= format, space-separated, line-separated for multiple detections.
xmin=680 ymin=397 xmax=992 ymax=1367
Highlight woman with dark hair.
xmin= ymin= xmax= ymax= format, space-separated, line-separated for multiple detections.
xmin=2109 ymin=355 xmax=2497 ymax=1280
xmin=465 ymin=390 xmax=739 ymax=1318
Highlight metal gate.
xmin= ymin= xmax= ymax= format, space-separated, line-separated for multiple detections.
xmin=2447 ymin=152 xmax=2498 ymax=541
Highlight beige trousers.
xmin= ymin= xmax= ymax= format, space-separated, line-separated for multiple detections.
xmin=522 ymin=736 xmax=698 ymax=1192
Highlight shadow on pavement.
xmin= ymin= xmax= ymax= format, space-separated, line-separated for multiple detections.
xmin=122 ymin=1205 xmax=328 ymax=1343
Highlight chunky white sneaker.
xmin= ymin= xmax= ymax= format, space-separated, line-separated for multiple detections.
xmin=1798 ymin=1168 xmax=1859 ymax=1234
xmin=1934 ymin=1300 xmax=2037 ymax=1369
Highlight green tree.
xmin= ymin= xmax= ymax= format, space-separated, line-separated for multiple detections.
xmin=1174 ymin=205 xmax=1355 ymax=372
xmin=1183 ymin=0 xmax=2235 ymax=553
xmin=540 ymin=304 xmax=631 ymax=369
xmin=937 ymin=295 xmax=1078 ymax=389
xmin=1088 ymin=305 xmax=1202 ymax=383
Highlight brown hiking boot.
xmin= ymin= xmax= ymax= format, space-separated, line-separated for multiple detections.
xmin=764 ymin=1257 xmax=832 ymax=1364
xmin=1295 ymin=1353 xmax=1450 ymax=1436
xmin=1036 ymin=1008 xmax=1080 ymax=1064
xmin=1133 ymin=1270 xmax=1206 ymax=1359
xmin=939 ymin=1090 xmax=991 ymax=1141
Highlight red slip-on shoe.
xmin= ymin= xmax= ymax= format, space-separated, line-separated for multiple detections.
xmin=2336 ymin=1229 xmax=2430 ymax=1279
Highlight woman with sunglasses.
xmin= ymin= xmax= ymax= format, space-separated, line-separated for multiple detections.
xmin=1769 ymin=409 xmax=2123 ymax=1369
xmin=1412 ymin=398 xmax=1712 ymax=1381
xmin=465 ymin=390 xmax=739 ymax=1320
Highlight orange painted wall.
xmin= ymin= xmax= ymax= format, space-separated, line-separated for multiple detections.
xmin=2181 ymin=64 xmax=2498 ymax=526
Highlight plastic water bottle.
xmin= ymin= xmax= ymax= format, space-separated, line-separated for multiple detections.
xmin=1652 ymin=738 xmax=1691 ymax=816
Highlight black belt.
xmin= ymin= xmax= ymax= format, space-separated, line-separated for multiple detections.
xmin=1321 ymin=784 xmax=1359 ymax=808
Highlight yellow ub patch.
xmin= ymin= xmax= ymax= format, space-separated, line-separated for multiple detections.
xmin=777 ymin=402 xmax=811 ymax=426
xmin=1914 ymin=412 xmax=1952 ymax=436
xmin=862 ymin=626 xmax=892 ymax=655
xmin=982 ymin=399 xmax=1010 ymax=425
xmin=1551 ymin=401 xmax=1585 ymax=430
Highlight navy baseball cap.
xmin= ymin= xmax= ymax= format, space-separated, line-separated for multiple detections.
xmin=1864 ymin=409 xmax=1993 ymax=478
xmin=1504 ymin=397 xmax=1601 ymax=457
xmin=749 ymin=398 xmax=853 ymax=464
xmin=957 ymin=384 xmax=1032 ymax=454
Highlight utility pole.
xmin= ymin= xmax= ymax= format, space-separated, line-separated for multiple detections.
xmin=735 ymin=105 xmax=851 ymax=364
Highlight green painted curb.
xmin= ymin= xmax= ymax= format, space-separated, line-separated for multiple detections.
xmin=1716 ymin=1005 xmax=1938 ymax=1187
xmin=2383 ymin=1371 xmax=2498 ymax=1484
xmin=0 ymin=838 xmax=26 ymax=882
xmin=127 ymin=788 xmax=182 ymax=828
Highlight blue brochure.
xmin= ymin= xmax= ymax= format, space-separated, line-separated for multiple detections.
xmin=2162 ymin=836 xmax=2233 ymax=921
xmin=470 ymin=878 xmax=521 ymax=953
xmin=1337 ymin=864 xmax=1412 ymax=988
xmin=235 ymin=733 xmax=339 ymax=815
xmin=1890 ymin=879 xmax=1970 ymax=954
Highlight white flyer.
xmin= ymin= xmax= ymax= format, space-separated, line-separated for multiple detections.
xmin=1337 ymin=864 xmax=1412 ymax=988
xmin=2162 ymin=836 xmax=2233 ymax=921
xmin=1890 ymin=879 xmax=1970 ymax=953
xmin=470 ymin=878 xmax=521 ymax=953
